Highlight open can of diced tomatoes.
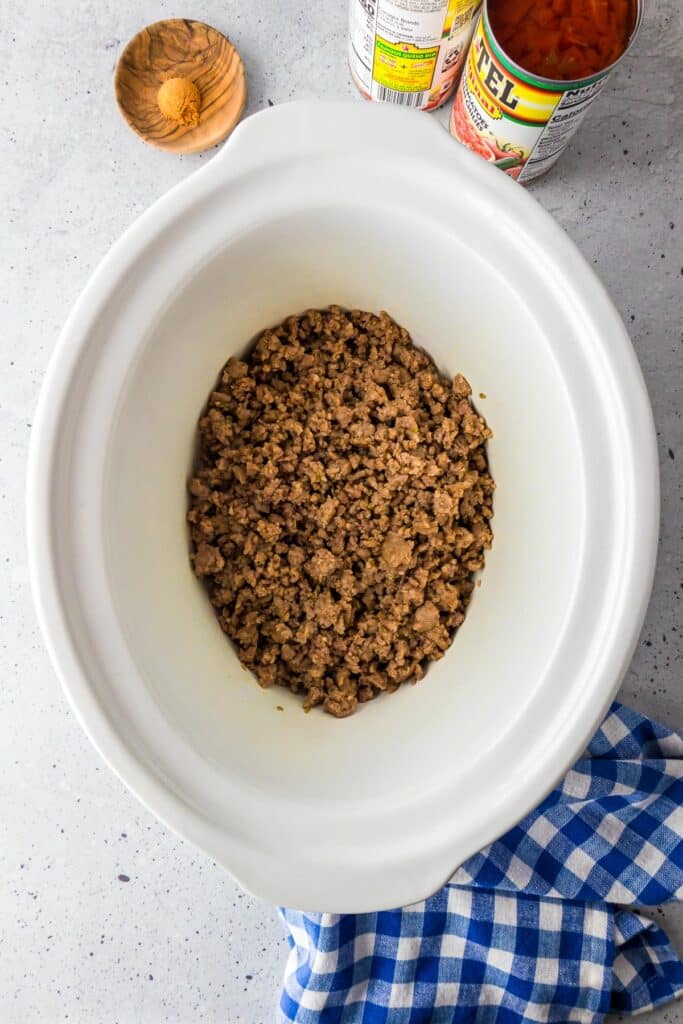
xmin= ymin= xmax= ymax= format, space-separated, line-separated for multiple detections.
xmin=450 ymin=0 xmax=642 ymax=182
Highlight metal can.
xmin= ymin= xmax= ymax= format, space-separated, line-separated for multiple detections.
xmin=449 ymin=0 xmax=642 ymax=182
xmin=349 ymin=0 xmax=483 ymax=111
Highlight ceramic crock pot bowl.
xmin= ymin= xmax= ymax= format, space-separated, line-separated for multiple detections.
xmin=28 ymin=100 xmax=658 ymax=913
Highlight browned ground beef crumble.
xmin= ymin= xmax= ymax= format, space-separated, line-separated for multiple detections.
xmin=188 ymin=307 xmax=494 ymax=717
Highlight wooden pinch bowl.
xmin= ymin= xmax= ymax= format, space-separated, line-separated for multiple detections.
xmin=115 ymin=18 xmax=247 ymax=154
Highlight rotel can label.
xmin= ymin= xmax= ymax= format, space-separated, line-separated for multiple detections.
xmin=450 ymin=0 xmax=642 ymax=182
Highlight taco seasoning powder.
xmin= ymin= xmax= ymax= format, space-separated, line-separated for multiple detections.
xmin=349 ymin=0 xmax=483 ymax=111
xmin=449 ymin=0 xmax=641 ymax=182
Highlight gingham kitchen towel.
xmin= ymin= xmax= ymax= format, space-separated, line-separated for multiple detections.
xmin=280 ymin=703 xmax=683 ymax=1023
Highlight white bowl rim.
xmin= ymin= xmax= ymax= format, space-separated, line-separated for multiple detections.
xmin=27 ymin=100 xmax=659 ymax=912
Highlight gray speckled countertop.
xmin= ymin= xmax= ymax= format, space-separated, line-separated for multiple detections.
xmin=2 ymin=0 xmax=681 ymax=1020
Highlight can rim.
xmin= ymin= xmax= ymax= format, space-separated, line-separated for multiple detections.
xmin=481 ymin=0 xmax=643 ymax=91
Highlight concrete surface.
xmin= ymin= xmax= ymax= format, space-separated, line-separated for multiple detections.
xmin=1 ymin=0 xmax=681 ymax=1020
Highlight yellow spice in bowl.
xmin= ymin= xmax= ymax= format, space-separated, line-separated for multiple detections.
xmin=157 ymin=77 xmax=201 ymax=128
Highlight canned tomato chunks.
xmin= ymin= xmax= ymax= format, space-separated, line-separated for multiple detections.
xmin=450 ymin=0 xmax=642 ymax=182
xmin=349 ymin=0 xmax=483 ymax=112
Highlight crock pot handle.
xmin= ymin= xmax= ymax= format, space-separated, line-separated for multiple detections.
xmin=211 ymin=98 xmax=458 ymax=177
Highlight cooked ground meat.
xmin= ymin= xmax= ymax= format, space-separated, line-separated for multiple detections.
xmin=187 ymin=307 xmax=494 ymax=717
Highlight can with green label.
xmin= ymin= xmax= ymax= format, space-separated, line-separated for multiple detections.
xmin=449 ymin=0 xmax=643 ymax=182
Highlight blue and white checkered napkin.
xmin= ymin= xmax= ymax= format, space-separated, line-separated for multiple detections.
xmin=279 ymin=703 xmax=683 ymax=1023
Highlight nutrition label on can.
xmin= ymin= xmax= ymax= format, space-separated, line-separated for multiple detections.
xmin=519 ymin=79 xmax=606 ymax=181
xmin=349 ymin=0 xmax=482 ymax=110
